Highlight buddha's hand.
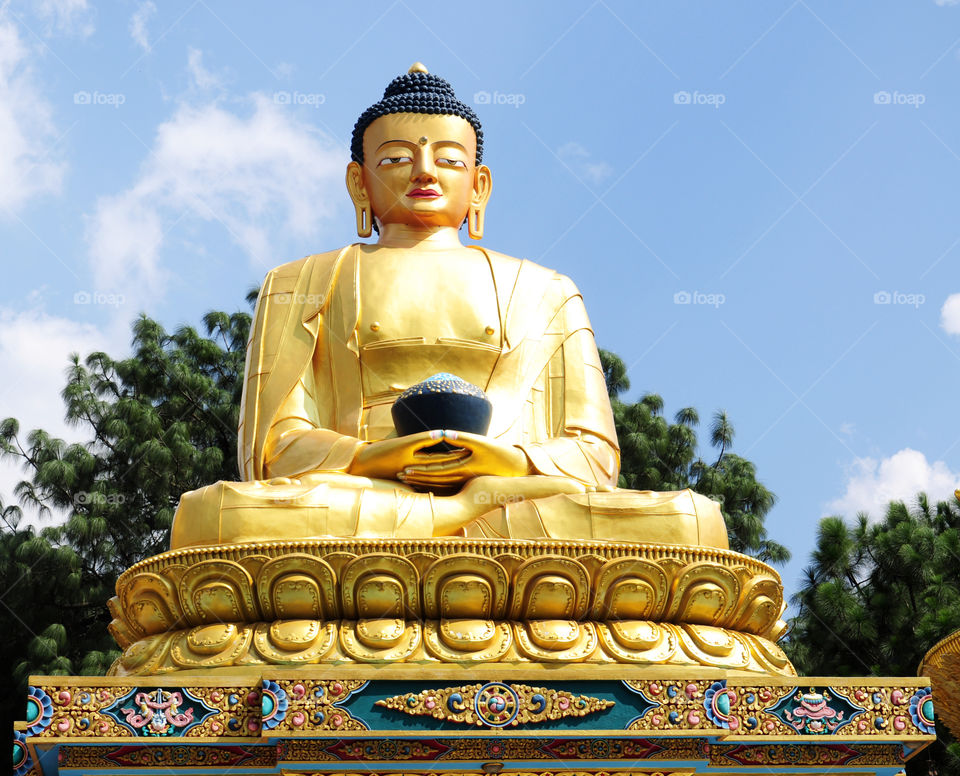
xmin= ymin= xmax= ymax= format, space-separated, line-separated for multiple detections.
xmin=348 ymin=430 xmax=470 ymax=481
xmin=399 ymin=430 xmax=531 ymax=488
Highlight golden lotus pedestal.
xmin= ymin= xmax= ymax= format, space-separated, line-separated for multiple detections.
xmin=14 ymin=539 xmax=937 ymax=776
xmin=920 ymin=628 xmax=960 ymax=737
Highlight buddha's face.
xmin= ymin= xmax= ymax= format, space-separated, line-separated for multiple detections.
xmin=347 ymin=112 xmax=490 ymax=232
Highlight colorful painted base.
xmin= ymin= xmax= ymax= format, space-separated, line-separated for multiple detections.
xmin=12 ymin=669 xmax=934 ymax=776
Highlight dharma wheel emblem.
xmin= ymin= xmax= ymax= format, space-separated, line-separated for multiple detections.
xmin=475 ymin=682 xmax=520 ymax=727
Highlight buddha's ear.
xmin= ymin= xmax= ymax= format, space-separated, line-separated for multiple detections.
xmin=472 ymin=164 xmax=492 ymax=208
xmin=345 ymin=161 xmax=373 ymax=238
xmin=468 ymin=165 xmax=492 ymax=240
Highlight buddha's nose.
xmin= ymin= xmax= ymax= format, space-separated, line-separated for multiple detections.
xmin=411 ymin=152 xmax=437 ymax=183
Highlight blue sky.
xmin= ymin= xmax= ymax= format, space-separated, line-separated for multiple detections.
xmin=1 ymin=0 xmax=959 ymax=603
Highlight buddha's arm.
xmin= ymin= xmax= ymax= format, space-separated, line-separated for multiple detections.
xmin=261 ymin=369 xmax=364 ymax=479
xmin=262 ymin=363 xmax=469 ymax=481
xmin=513 ymin=279 xmax=620 ymax=490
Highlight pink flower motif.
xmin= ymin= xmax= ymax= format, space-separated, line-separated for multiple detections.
xmin=332 ymin=714 xmax=343 ymax=727
xmin=685 ymin=683 xmax=699 ymax=699
xmin=558 ymin=698 xmax=570 ymax=710
xmin=425 ymin=698 xmax=436 ymax=709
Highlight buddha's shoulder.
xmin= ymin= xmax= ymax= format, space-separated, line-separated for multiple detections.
xmin=480 ymin=246 xmax=580 ymax=294
xmin=264 ymin=247 xmax=351 ymax=284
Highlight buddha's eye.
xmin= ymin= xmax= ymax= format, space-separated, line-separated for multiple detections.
xmin=437 ymin=158 xmax=466 ymax=168
xmin=378 ymin=156 xmax=412 ymax=166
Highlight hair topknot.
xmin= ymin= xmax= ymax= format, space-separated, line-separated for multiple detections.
xmin=351 ymin=67 xmax=483 ymax=165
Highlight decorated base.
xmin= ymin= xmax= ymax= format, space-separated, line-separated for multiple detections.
xmin=14 ymin=669 xmax=935 ymax=776
xmin=106 ymin=538 xmax=793 ymax=676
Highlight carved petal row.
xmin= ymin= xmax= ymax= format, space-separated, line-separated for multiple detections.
xmin=108 ymin=619 xmax=796 ymax=677
xmin=111 ymin=550 xmax=786 ymax=648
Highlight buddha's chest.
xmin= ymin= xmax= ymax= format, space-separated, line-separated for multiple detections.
xmin=356 ymin=255 xmax=500 ymax=346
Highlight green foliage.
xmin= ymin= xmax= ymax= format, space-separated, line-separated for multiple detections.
xmin=786 ymin=496 xmax=960 ymax=776
xmin=599 ymin=350 xmax=788 ymax=564
xmin=0 ymin=309 xmax=250 ymax=761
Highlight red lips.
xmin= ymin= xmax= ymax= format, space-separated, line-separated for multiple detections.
xmin=407 ymin=188 xmax=441 ymax=198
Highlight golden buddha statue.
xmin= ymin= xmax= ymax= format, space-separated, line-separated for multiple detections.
xmin=169 ymin=63 xmax=727 ymax=552
xmin=104 ymin=65 xmax=793 ymax=677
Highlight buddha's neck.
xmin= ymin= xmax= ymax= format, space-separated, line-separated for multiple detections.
xmin=375 ymin=224 xmax=465 ymax=250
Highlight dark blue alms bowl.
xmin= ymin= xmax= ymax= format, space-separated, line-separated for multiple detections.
xmin=392 ymin=373 xmax=493 ymax=451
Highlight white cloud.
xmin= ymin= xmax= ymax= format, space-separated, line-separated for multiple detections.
xmin=826 ymin=448 xmax=960 ymax=519
xmin=129 ymin=0 xmax=155 ymax=52
xmin=0 ymin=17 xmax=65 ymax=212
xmin=935 ymin=0 xmax=960 ymax=6
xmin=557 ymin=141 xmax=613 ymax=186
xmin=940 ymin=293 xmax=960 ymax=336
xmin=0 ymin=306 xmax=124 ymax=520
xmin=35 ymin=0 xmax=94 ymax=37
xmin=187 ymin=47 xmax=221 ymax=90
xmin=85 ymin=68 xmax=346 ymax=302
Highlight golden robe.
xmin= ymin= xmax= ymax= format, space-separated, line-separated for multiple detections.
xmin=170 ymin=244 xmax=728 ymax=550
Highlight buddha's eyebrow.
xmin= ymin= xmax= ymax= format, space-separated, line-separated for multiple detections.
xmin=376 ymin=139 xmax=467 ymax=151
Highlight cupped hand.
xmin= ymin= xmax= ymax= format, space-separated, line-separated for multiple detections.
xmin=348 ymin=430 xmax=469 ymax=481
xmin=400 ymin=430 xmax=530 ymax=488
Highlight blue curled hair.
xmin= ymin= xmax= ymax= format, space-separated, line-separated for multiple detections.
xmin=351 ymin=71 xmax=484 ymax=165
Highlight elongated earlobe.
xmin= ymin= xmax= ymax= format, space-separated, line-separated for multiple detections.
xmin=355 ymin=203 xmax=372 ymax=238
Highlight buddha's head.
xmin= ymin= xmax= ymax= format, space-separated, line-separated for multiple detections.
xmin=346 ymin=63 xmax=491 ymax=240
